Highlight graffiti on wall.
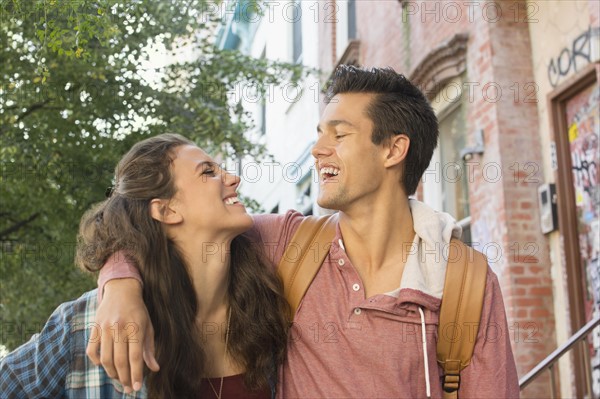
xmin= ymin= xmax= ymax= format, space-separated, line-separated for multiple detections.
xmin=566 ymin=82 xmax=600 ymax=397
xmin=548 ymin=26 xmax=599 ymax=88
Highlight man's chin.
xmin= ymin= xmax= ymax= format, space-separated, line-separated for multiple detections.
xmin=317 ymin=196 xmax=342 ymax=212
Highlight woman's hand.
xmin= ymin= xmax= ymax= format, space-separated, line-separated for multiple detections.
xmin=87 ymin=279 xmax=159 ymax=393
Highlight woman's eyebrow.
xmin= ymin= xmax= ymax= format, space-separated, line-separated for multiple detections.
xmin=194 ymin=161 xmax=215 ymax=172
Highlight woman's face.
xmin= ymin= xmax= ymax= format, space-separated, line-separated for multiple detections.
xmin=167 ymin=145 xmax=253 ymax=238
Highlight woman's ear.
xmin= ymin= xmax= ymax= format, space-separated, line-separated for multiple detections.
xmin=150 ymin=199 xmax=183 ymax=224
xmin=383 ymin=134 xmax=410 ymax=168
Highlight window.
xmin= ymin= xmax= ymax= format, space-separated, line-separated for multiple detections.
xmin=348 ymin=0 xmax=356 ymax=40
xmin=410 ymin=34 xmax=470 ymax=243
xmin=296 ymin=174 xmax=313 ymax=215
xmin=258 ymin=47 xmax=267 ymax=135
xmin=259 ymin=99 xmax=266 ymax=136
xmin=423 ymin=77 xmax=471 ymax=244
xmin=336 ymin=0 xmax=357 ymax=59
xmin=439 ymin=99 xmax=471 ymax=243
xmin=291 ymin=0 xmax=302 ymax=63
xmin=438 ymin=102 xmax=470 ymax=221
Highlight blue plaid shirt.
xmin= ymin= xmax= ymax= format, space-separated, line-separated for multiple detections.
xmin=0 ymin=290 xmax=146 ymax=398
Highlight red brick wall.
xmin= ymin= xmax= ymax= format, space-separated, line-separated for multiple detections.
xmin=407 ymin=1 xmax=472 ymax=67
xmin=356 ymin=0 xmax=404 ymax=71
xmin=474 ymin=3 xmax=556 ymax=397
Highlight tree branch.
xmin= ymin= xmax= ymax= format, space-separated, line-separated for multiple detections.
xmin=2 ymin=82 xmax=81 ymax=128
xmin=0 ymin=99 xmax=54 ymax=136
xmin=16 ymin=99 xmax=52 ymax=121
xmin=0 ymin=213 xmax=40 ymax=240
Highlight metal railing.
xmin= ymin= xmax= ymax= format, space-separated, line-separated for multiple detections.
xmin=519 ymin=315 xmax=600 ymax=397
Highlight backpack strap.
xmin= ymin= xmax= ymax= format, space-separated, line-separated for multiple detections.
xmin=277 ymin=214 xmax=337 ymax=319
xmin=437 ymin=239 xmax=488 ymax=399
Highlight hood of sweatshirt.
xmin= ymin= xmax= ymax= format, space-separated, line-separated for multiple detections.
xmin=385 ymin=199 xmax=462 ymax=308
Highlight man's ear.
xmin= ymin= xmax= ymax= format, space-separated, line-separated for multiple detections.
xmin=383 ymin=134 xmax=410 ymax=168
xmin=150 ymin=199 xmax=183 ymax=224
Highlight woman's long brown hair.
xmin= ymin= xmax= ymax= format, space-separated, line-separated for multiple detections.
xmin=76 ymin=134 xmax=289 ymax=398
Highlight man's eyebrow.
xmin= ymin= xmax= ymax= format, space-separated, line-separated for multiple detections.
xmin=316 ymin=119 xmax=356 ymax=132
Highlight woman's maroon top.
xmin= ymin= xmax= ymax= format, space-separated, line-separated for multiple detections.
xmin=199 ymin=374 xmax=271 ymax=399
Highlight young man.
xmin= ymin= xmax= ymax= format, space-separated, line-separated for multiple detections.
xmin=92 ymin=66 xmax=519 ymax=398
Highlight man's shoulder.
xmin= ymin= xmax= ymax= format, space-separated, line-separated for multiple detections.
xmin=252 ymin=209 xmax=303 ymax=226
xmin=250 ymin=210 xmax=308 ymax=266
xmin=251 ymin=210 xmax=305 ymax=239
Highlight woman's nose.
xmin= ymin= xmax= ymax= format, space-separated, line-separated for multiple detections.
xmin=223 ymin=171 xmax=241 ymax=187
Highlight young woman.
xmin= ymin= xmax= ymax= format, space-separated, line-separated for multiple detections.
xmin=0 ymin=133 xmax=289 ymax=398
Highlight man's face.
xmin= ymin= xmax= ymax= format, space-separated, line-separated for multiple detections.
xmin=312 ymin=92 xmax=388 ymax=212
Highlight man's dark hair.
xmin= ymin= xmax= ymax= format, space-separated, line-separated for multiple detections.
xmin=326 ymin=65 xmax=439 ymax=195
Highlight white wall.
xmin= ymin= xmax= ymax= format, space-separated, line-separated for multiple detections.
xmin=238 ymin=1 xmax=322 ymax=215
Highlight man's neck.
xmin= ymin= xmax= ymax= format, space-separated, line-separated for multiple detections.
xmin=338 ymin=194 xmax=414 ymax=296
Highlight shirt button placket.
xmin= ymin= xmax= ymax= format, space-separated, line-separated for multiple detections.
xmin=351 ymin=283 xmax=362 ymax=316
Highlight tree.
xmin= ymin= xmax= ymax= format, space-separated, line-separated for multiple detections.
xmin=0 ymin=0 xmax=302 ymax=350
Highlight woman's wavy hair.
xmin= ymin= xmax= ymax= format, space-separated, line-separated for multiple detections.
xmin=76 ymin=133 xmax=289 ymax=398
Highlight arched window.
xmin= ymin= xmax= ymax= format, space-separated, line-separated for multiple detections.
xmin=411 ymin=33 xmax=472 ymax=243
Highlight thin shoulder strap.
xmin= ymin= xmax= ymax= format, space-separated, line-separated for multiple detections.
xmin=437 ymin=239 xmax=488 ymax=399
xmin=277 ymin=214 xmax=337 ymax=319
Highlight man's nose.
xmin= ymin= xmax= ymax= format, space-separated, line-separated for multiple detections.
xmin=311 ymin=135 xmax=332 ymax=159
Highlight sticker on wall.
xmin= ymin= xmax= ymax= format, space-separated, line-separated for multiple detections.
xmin=550 ymin=141 xmax=558 ymax=171
xmin=569 ymin=122 xmax=579 ymax=142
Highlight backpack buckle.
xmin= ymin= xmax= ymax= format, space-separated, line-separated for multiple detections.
xmin=442 ymin=373 xmax=461 ymax=393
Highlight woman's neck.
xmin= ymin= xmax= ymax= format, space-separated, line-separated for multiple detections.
xmin=179 ymin=237 xmax=245 ymax=378
xmin=176 ymin=234 xmax=233 ymax=320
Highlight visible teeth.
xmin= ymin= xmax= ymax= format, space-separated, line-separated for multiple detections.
xmin=320 ymin=167 xmax=340 ymax=177
xmin=224 ymin=196 xmax=240 ymax=205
